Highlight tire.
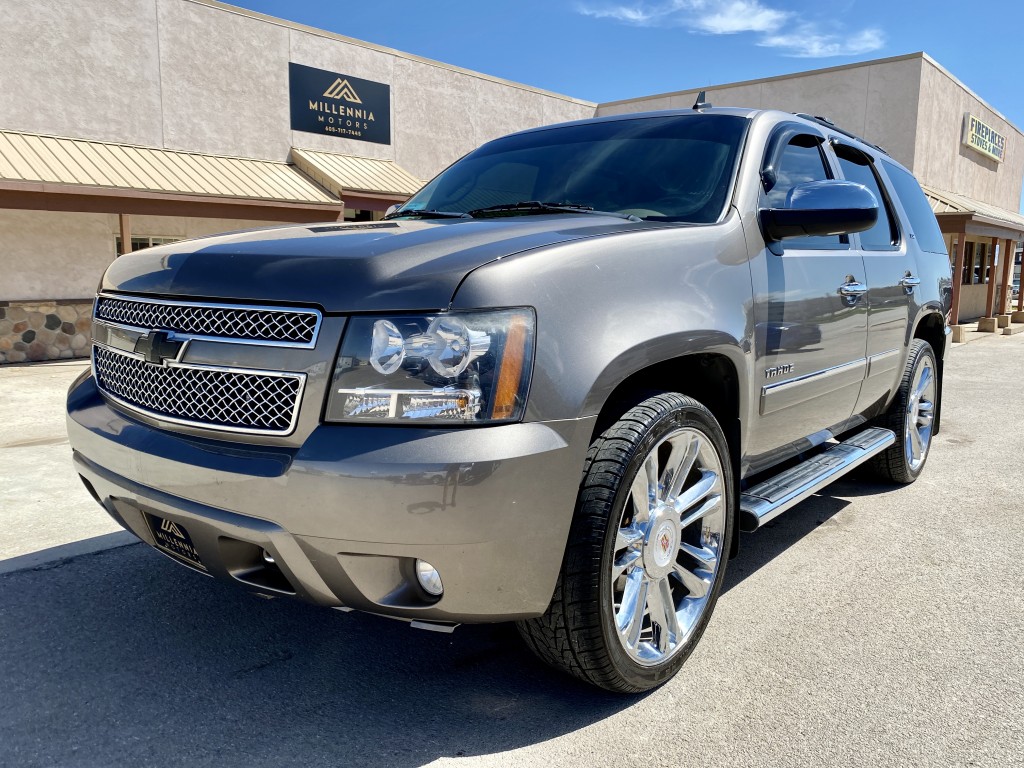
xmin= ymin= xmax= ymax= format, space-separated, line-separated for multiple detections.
xmin=517 ymin=393 xmax=734 ymax=693
xmin=870 ymin=339 xmax=938 ymax=484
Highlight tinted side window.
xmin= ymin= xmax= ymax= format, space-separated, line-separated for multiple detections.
xmin=765 ymin=137 xmax=841 ymax=249
xmin=835 ymin=146 xmax=898 ymax=250
xmin=881 ymin=161 xmax=947 ymax=254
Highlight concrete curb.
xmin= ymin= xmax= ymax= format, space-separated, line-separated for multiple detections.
xmin=0 ymin=532 xmax=139 ymax=576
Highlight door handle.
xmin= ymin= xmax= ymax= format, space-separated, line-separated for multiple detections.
xmin=838 ymin=281 xmax=868 ymax=296
xmin=900 ymin=273 xmax=921 ymax=292
xmin=838 ymin=277 xmax=868 ymax=307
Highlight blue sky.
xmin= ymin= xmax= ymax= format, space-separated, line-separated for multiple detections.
xmin=233 ymin=0 xmax=1023 ymax=127
xmin=234 ymin=0 xmax=1023 ymax=210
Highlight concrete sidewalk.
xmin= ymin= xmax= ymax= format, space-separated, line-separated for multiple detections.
xmin=952 ymin=313 xmax=1024 ymax=344
xmin=0 ymin=361 xmax=132 ymax=565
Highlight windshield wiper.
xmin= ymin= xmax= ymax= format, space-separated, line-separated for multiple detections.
xmin=467 ymin=201 xmax=641 ymax=222
xmin=383 ymin=208 xmax=472 ymax=220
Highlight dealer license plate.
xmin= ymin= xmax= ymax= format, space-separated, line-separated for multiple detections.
xmin=144 ymin=512 xmax=206 ymax=571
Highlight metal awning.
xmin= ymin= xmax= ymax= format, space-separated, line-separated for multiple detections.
xmin=0 ymin=129 xmax=342 ymax=222
xmin=923 ymin=185 xmax=1024 ymax=238
xmin=291 ymin=148 xmax=423 ymax=202
xmin=925 ymin=185 xmax=1024 ymax=323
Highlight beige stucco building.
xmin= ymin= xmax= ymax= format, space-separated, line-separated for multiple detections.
xmin=0 ymin=0 xmax=595 ymax=362
xmin=1 ymin=2 xmax=1022 ymax=363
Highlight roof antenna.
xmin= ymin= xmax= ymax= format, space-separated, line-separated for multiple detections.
xmin=692 ymin=90 xmax=711 ymax=111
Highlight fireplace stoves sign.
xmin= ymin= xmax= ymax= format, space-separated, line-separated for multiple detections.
xmin=289 ymin=62 xmax=391 ymax=145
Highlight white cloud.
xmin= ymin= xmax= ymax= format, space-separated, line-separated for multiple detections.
xmin=576 ymin=1 xmax=886 ymax=58
xmin=758 ymin=26 xmax=885 ymax=57
xmin=693 ymin=1 xmax=788 ymax=34
xmin=576 ymin=5 xmax=660 ymax=22
xmin=575 ymin=1 xmax=695 ymax=25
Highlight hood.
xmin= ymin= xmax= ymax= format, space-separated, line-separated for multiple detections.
xmin=101 ymin=216 xmax=641 ymax=312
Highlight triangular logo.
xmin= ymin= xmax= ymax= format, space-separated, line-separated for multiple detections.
xmin=160 ymin=518 xmax=185 ymax=538
xmin=323 ymin=78 xmax=363 ymax=103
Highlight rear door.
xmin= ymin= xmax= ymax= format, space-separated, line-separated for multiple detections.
xmin=832 ymin=142 xmax=920 ymax=415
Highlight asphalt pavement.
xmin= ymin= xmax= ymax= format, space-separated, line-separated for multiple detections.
xmin=1 ymin=333 xmax=1022 ymax=767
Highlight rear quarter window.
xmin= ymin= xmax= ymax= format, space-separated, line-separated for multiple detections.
xmin=880 ymin=161 xmax=947 ymax=254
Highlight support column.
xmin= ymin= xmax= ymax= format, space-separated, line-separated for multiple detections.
xmin=1000 ymin=238 xmax=1014 ymax=315
xmin=1018 ymin=242 xmax=1024 ymax=312
xmin=119 ymin=213 xmax=132 ymax=256
xmin=950 ymin=232 xmax=967 ymax=327
xmin=984 ymin=236 xmax=999 ymax=318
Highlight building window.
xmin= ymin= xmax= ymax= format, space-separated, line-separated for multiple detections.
xmin=343 ymin=208 xmax=382 ymax=222
xmin=114 ymin=236 xmax=180 ymax=257
xmin=961 ymin=242 xmax=974 ymax=285
xmin=975 ymin=242 xmax=990 ymax=284
xmin=963 ymin=241 xmax=991 ymax=285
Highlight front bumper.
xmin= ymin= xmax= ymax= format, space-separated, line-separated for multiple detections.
xmin=67 ymin=374 xmax=594 ymax=622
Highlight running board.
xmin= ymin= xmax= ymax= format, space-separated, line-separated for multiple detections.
xmin=739 ymin=427 xmax=895 ymax=532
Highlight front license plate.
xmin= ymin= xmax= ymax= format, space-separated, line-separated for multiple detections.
xmin=144 ymin=513 xmax=207 ymax=571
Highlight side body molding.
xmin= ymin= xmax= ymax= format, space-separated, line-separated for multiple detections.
xmin=760 ymin=358 xmax=867 ymax=416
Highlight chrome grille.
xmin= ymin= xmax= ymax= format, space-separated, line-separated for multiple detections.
xmin=93 ymin=345 xmax=304 ymax=435
xmin=95 ymin=295 xmax=320 ymax=346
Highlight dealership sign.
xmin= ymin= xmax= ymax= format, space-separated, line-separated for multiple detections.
xmin=289 ymin=63 xmax=391 ymax=145
xmin=961 ymin=113 xmax=1005 ymax=163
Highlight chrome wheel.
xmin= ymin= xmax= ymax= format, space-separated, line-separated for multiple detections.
xmin=519 ymin=393 xmax=732 ymax=692
xmin=904 ymin=355 xmax=936 ymax=472
xmin=610 ymin=426 xmax=727 ymax=666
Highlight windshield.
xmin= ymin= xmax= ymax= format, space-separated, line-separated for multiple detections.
xmin=396 ymin=114 xmax=748 ymax=223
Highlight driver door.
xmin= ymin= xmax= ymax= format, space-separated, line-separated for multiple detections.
xmin=747 ymin=130 xmax=869 ymax=469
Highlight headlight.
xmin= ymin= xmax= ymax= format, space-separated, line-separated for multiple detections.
xmin=326 ymin=308 xmax=535 ymax=424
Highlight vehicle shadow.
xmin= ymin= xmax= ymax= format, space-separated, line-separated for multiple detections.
xmin=0 ymin=544 xmax=633 ymax=768
xmin=725 ymin=490 xmax=851 ymax=591
xmin=2 ymin=483 xmax=872 ymax=767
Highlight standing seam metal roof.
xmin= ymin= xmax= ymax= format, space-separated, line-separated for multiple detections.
xmin=0 ymin=129 xmax=340 ymax=205
xmin=290 ymin=148 xmax=424 ymax=198
xmin=923 ymin=185 xmax=1024 ymax=231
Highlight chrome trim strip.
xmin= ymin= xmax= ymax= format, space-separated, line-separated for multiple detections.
xmin=760 ymin=357 xmax=867 ymax=416
xmin=866 ymin=348 xmax=900 ymax=378
xmin=95 ymin=292 xmax=323 ymax=349
xmin=91 ymin=341 xmax=307 ymax=436
xmin=762 ymin=357 xmax=867 ymax=396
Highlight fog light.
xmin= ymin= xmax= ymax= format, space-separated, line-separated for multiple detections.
xmin=415 ymin=559 xmax=443 ymax=596
xmin=261 ymin=549 xmax=276 ymax=565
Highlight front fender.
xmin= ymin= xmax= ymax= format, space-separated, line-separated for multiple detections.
xmin=578 ymin=331 xmax=749 ymax=417
xmin=450 ymin=213 xmax=755 ymax=424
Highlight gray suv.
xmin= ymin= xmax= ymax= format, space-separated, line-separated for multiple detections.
xmin=67 ymin=107 xmax=952 ymax=692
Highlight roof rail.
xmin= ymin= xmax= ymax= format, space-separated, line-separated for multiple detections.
xmin=793 ymin=113 xmax=889 ymax=156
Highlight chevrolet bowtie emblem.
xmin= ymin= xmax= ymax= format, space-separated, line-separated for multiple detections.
xmin=134 ymin=331 xmax=184 ymax=366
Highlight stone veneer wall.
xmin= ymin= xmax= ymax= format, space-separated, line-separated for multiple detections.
xmin=0 ymin=300 xmax=93 ymax=364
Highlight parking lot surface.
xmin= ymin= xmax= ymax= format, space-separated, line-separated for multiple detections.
xmin=1 ymin=333 xmax=1022 ymax=767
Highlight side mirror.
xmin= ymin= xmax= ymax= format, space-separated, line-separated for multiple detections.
xmin=760 ymin=180 xmax=878 ymax=242
xmin=385 ymin=204 xmax=399 ymax=218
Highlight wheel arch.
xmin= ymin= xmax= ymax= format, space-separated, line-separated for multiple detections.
xmin=585 ymin=346 xmax=745 ymax=557
xmin=588 ymin=351 xmax=742 ymax=445
xmin=912 ymin=310 xmax=947 ymax=434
